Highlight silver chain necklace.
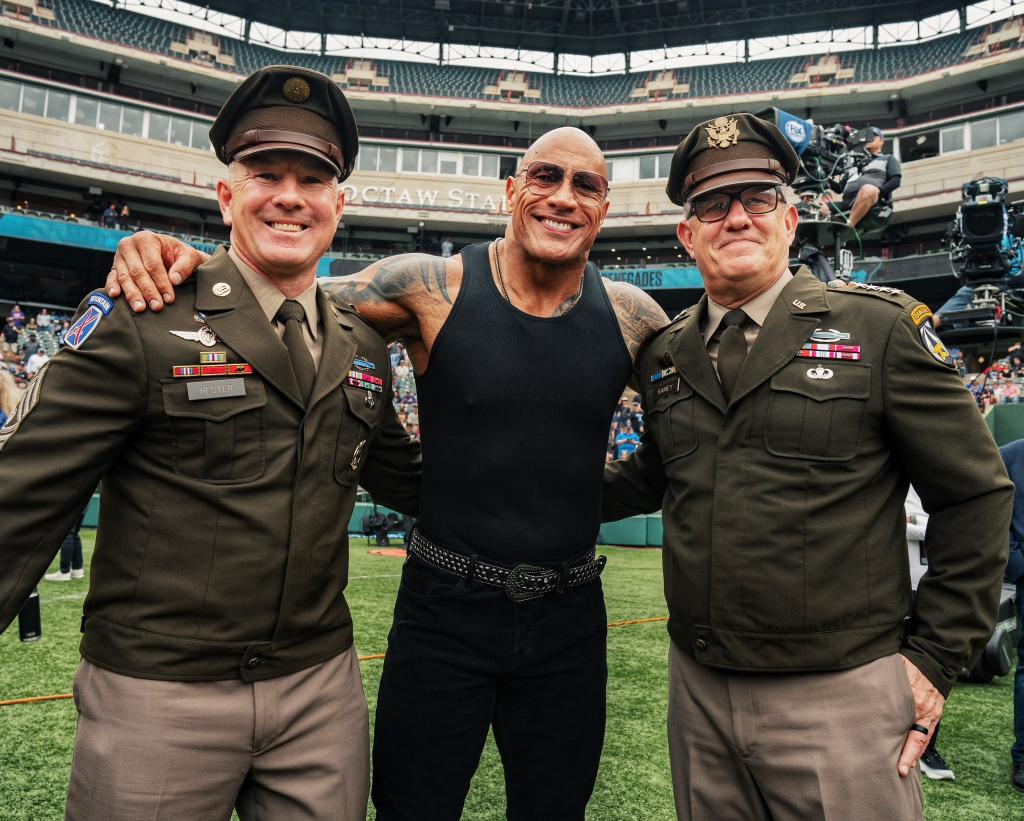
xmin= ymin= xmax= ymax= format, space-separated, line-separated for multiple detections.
xmin=492 ymin=239 xmax=586 ymax=315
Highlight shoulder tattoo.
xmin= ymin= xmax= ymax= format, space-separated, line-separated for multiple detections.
xmin=323 ymin=254 xmax=452 ymax=309
xmin=605 ymin=281 xmax=670 ymax=363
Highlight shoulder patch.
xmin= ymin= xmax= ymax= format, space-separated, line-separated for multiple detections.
xmin=87 ymin=292 xmax=114 ymax=316
xmin=918 ymin=320 xmax=955 ymax=367
xmin=910 ymin=304 xmax=933 ymax=327
xmin=64 ymin=305 xmax=105 ymax=350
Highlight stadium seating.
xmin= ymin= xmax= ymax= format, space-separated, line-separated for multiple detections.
xmin=14 ymin=0 xmax=1022 ymax=107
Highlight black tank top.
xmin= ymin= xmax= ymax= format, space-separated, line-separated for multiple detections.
xmin=416 ymin=241 xmax=632 ymax=564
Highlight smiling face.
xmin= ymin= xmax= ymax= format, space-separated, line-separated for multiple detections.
xmin=677 ymin=186 xmax=798 ymax=305
xmin=216 ymin=151 xmax=344 ymax=285
xmin=505 ymin=128 xmax=609 ymax=270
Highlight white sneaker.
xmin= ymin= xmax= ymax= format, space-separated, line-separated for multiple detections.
xmin=44 ymin=571 xmax=72 ymax=582
xmin=70 ymin=569 xmax=84 ymax=579
xmin=920 ymin=749 xmax=955 ymax=781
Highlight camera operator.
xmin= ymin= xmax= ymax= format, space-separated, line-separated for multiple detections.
xmin=821 ymin=127 xmax=901 ymax=228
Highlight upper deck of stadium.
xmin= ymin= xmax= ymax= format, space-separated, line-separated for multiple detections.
xmin=4 ymin=0 xmax=1023 ymax=111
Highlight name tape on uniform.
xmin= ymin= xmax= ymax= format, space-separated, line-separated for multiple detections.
xmin=187 ymin=378 xmax=247 ymax=401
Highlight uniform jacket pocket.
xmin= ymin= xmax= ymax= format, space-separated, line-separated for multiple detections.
xmin=647 ymin=381 xmax=699 ymax=462
xmin=334 ymin=385 xmax=380 ymax=486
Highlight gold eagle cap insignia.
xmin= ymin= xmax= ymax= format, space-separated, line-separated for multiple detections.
xmin=705 ymin=116 xmax=740 ymax=149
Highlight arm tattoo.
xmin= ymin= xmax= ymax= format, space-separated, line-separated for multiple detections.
xmin=322 ymin=254 xmax=451 ymax=309
xmin=606 ymin=282 xmax=670 ymax=363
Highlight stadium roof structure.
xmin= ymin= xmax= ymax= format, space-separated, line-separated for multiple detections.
xmin=186 ymin=0 xmax=972 ymax=57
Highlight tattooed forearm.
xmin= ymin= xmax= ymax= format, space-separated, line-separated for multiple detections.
xmin=321 ymin=254 xmax=452 ymax=309
xmin=605 ymin=282 xmax=670 ymax=363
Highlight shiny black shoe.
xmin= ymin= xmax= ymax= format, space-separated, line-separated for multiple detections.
xmin=1013 ymin=762 xmax=1024 ymax=793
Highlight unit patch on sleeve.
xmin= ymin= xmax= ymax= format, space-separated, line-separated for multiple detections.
xmin=64 ymin=306 xmax=105 ymax=350
xmin=910 ymin=305 xmax=933 ymax=327
xmin=919 ymin=321 xmax=954 ymax=366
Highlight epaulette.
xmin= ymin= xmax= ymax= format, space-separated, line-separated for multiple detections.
xmin=826 ymin=280 xmax=919 ymax=308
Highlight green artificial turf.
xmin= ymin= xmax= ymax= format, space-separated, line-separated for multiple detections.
xmin=1 ymin=532 xmax=1020 ymax=820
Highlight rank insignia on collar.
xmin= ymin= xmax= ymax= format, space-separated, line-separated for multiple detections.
xmin=170 ymin=326 xmax=218 ymax=347
xmin=809 ymin=328 xmax=851 ymax=343
xmin=649 ymin=365 xmax=678 ymax=383
xmin=353 ymin=356 xmax=376 ymax=371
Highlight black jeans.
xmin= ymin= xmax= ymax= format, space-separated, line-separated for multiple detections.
xmin=60 ymin=512 xmax=85 ymax=573
xmin=372 ymin=552 xmax=608 ymax=821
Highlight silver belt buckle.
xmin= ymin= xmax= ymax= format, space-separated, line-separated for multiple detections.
xmin=504 ymin=563 xmax=553 ymax=602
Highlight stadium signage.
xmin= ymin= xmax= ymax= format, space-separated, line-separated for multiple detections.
xmin=339 ymin=185 xmax=503 ymax=212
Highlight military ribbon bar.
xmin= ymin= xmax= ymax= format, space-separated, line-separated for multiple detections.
xmin=796 ymin=350 xmax=862 ymax=361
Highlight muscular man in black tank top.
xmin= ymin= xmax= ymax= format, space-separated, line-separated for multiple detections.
xmin=108 ymin=127 xmax=668 ymax=821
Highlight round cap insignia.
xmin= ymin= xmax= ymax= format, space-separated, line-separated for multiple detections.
xmin=283 ymin=77 xmax=311 ymax=103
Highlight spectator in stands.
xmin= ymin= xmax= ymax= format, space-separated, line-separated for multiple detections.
xmin=9 ymin=304 xmax=24 ymax=328
xmin=614 ymin=421 xmax=640 ymax=460
xmin=24 ymin=346 xmax=48 ymax=378
xmin=823 ymin=127 xmax=901 ymax=230
xmin=441 ymin=237 xmax=453 ymax=258
xmin=0 ymin=367 xmax=22 ymax=428
xmin=118 ymin=204 xmax=131 ymax=230
xmin=35 ymin=307 xmax=51 ymax=332
xmin=2 ymin=317 xmax=18 ymax=358
xmin=21 ymin=333 xmax=40 ymax=364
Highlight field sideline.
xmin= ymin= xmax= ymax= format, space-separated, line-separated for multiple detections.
xmin=0 ymin=533 xmax=1019 ymax=820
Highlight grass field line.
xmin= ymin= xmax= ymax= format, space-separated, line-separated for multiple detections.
xmin=0 ymin=613 xmax=669 ymax=708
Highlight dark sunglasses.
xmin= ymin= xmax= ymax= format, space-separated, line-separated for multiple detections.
xmin=517 ymin=161 xmax=609 ymax=207
xmin=687 ymin=185 xmax=782 ymax=223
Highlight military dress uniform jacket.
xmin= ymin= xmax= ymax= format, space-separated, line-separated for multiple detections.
xmin=603 ymin=270 xmax=1012 ymax=696
xmin=0 ymin=249 xmax=421 ymax=682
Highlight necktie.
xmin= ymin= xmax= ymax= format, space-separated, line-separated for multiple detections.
xmin=275 ymin=300 xmax=315 ymax=403
xmin=716 ymin=309 xmax=749 ymax=403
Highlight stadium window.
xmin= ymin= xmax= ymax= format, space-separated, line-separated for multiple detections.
xmin=120 ymin=106 xmax=144 ymax=138
xmin=0 ymin=78 xmax=19 ymax=112
xmin=358 ymin=145 xmax=379 ymax=172
xmin=73 ymin=96 xmax=98 ymax=129
xmin=499 ymin=155 xmax=518 ymax=178
xmin=169 ymin=117 xmax=191 ymax=147
xmin=401 ymin=149 xmax=419 ymax=173
xmin=463 ymin=154 xmax=480 ymax=176
xmin=147 ymin=111 xmax=170 ymax=142
xmin=439 ymin=153 xmax=458 ymax=175
xmin=378 ymin=146 xmax=398 ymax=173
xmin=20 ymin=85 xmax=45 ymax=118
xmin=638 ymin=155 xmax=657 ymax=180
xmin=44 ymin=89 xmax=70 ymax=122
xmin=97 ymin=101 xmax=121 ymax=132
xmin=972 ymin=118 xmax=998 ymax=149
xmin=940 ymin=125 xmax=964 ymax=154
xmin=657 ymin=155 xmax=672 ymax=178
xmin=191 ymin=126 xmax=211 ymax=152
xmin=481 ymin=154 xmax=499 ymax=178
xmin=999 ymin=110 xmax=1024 ymax=145
xmin=902 ymin=129 xmax=939 ymax=162
xmin=420 ymin=150 xmax=438 ymax=174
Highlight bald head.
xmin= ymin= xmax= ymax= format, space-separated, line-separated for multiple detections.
xmin=520 ymin=127 xmax=607 ymax=177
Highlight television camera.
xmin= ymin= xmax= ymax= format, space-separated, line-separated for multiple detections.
xmin=938 ymin=178 xmax=1024 ymax=336
xmin=758 ymin=108 xmax=893 ymax=282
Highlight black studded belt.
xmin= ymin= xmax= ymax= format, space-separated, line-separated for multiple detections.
xmin=408 ymin=530 xmax=607 ymax=602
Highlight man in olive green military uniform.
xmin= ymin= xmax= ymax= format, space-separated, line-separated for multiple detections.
xmin=603 ymin=112 xmax=1012 ymax=819
xmin=0 ymin=66 xmax=420 ymax=820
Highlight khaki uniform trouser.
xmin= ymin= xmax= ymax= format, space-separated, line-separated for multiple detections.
xmin=668 ymin=643 xmax=925 ymax=821
xmin=65 ymin=647 xmax=369 ymax=821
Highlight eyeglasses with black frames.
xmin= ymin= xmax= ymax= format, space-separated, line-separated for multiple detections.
xmin=686 ymin=185 xmax=782 ymax=223
xmin=516 ymin=161 xmax=610 ymax=207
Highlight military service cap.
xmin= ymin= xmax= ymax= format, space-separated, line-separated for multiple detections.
xmin=209 ymin=65 xmax=358 ymax=181
xmin=666 ymin=112 xmax=800 ymax=206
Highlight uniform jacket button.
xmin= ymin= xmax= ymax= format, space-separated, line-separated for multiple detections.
xmin=694 ymin=638 xmax=708 ymax=651
xmin=246 ymin=657 xmax=263 ymax=668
